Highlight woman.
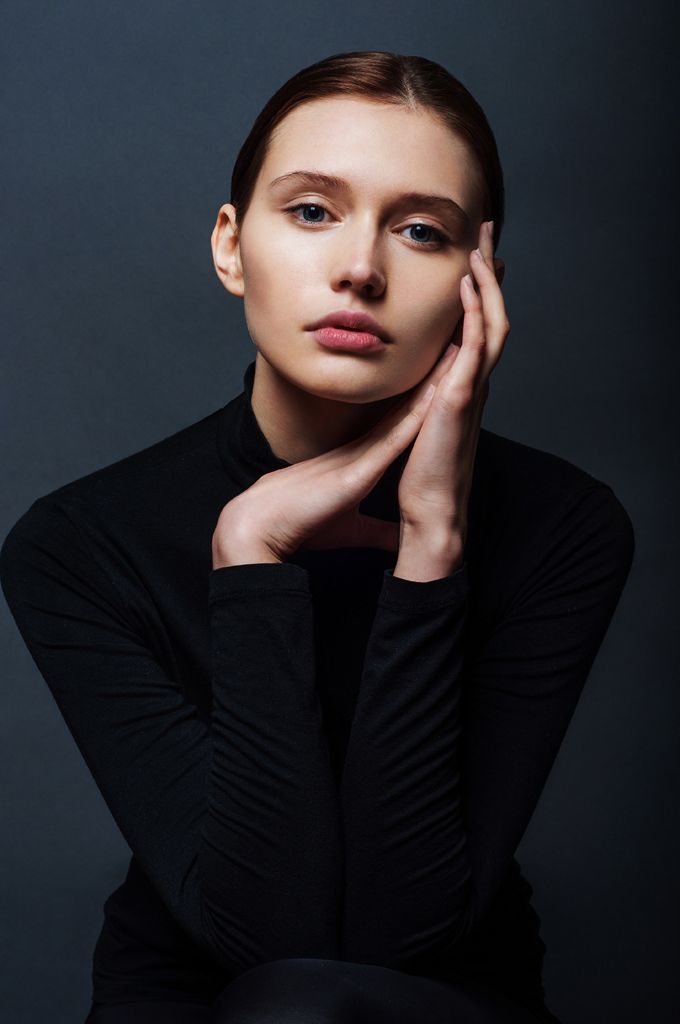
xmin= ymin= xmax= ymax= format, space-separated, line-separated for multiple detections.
xmin=0 ymin=51 xmax=634 ymax=1023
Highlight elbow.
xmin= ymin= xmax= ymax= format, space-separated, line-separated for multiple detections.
xmin=198 ymin=889 xmax=342 ymax=976
xmin=166 ymin=839 xmax=344 ymax=974
xmin=341 ymin=886 xmax=476 ymax=973
xmin=172 ymin=856 xmax=342 ymax=976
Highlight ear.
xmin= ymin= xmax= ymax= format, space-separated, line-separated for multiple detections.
xmin=493 ymin=257 xmax=505 ymax=287
xmin=210 ymin=204 xmax=244 ymax=298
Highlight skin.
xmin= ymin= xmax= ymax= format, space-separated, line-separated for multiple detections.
xmin=210 ymin=95 xmax=510 ymax=581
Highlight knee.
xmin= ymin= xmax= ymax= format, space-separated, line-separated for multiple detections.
xmin=211 ymin=958 xmax=358 ymax=1024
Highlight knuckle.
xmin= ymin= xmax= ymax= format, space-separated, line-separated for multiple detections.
xmin=468 ymin=336 xmax=487 ymax=362
xmin=445 ymin=379 xmax=475 ymax=407
xmin=464 ymin=331 xmax=485 ymax=353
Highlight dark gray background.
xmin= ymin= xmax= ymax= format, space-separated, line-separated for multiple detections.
xmin=1 ymin=2 xmax=677 ymax=1022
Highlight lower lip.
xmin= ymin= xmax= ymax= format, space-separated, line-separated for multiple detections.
xmin=312 ymin=327 xmax=389 ymax=352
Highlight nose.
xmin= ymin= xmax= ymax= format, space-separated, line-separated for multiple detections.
xmin=329 ymin=218 xmax=386 ymax=298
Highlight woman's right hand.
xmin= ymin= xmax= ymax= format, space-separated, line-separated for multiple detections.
xmin=211 ymin=341 xmax=461 ymax=568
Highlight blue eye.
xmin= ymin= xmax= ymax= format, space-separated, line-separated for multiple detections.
xmin=283 ymin=203 xmax=449 ymax=248
xmin=286 ymin=203 xmax=328 ymax=224
xmin=401 ymin=222 xmax=448 ymax=247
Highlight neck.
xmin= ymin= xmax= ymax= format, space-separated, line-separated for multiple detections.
xmin=250 ymin=351 xmax=402 ymax=464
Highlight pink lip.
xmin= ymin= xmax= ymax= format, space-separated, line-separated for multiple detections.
xmin=307 ymin=308 xmax=393 ymax=344
xmin=312 ymin=327 xmax=388 ymax=352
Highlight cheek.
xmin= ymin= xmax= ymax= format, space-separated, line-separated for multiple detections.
xmin=241 ymin=228 xmax=312 ymax=310
xmin=239 ymin=236 xmax=313 ymax=350
xmin=240 ymin=248 xmax=279 ymax=346
xmin=401 ymin=274 xmax=463 ymax=344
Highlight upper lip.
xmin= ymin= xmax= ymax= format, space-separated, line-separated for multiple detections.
xmin=308 ymin=309 xmax=393 ymax=344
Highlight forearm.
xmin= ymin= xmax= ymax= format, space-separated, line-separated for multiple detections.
xmin=339 ymin=558 xmax=472 ymax=969
xmin=210 ymin=526 xmax=468 ymax=969
xmin=203 ymin=561 xmax=343 ymax=968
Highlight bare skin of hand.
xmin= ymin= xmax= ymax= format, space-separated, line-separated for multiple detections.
xmin=394 ymin=219 xmax=509 ymax=574
xmin=211 ymin=343 xmax=459 ymax=568
xmin=212 ymin=219 xmax=509 ymax=577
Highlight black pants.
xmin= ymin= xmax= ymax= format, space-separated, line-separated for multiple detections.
xmin=84 ymin=957 xmax=562 ymax=1023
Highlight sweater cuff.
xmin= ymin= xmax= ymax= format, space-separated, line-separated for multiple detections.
xmin=209 ymin=560 xmax=310 ymax=604
xmin=378 ymin=560 xmax=470 ymax=611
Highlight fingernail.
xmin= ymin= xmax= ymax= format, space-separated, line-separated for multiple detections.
xmin=471 ymin=249 xmax=484 ymax=263
xmin=487 ymin=220 xmax=494 ymax=238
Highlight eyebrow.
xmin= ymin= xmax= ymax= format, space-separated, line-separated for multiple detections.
xmin=268 ymin=170 xmax=471 ymax=228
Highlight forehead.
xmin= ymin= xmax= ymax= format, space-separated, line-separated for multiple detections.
xmin=260 ymin=95 xmax=480 ymax=212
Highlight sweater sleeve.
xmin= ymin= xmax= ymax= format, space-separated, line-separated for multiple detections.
xmin=339 ymin=483 xmax=635 ymax=972
xmin=0 ymin=496 xmax=342 ymax=975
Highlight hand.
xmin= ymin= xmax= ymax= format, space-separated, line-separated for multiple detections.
xmin=212 ymin=343 xmax=460 ymax=568
xmin=396 ymin=220 xmax=510 ymax=554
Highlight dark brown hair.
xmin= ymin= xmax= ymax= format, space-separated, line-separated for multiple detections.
xmin=229 ymin=50 xmax=505 ymax=251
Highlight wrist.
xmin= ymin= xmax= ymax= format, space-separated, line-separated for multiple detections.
xmin=212 ymin=546 xmax=283 ymax=569
xmin=212 ymin=505 xmax=284 ymax=569
xmin=212 ymin=530 xmax=283 ymax=569
xmin=393 ymin=526 xmax=465 ymax=582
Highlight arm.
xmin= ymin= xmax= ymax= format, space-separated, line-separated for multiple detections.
xmin=0 ymin=496 xmax=342 ymax=974
xmin=339 ymin=483 xmax=635 ymax=971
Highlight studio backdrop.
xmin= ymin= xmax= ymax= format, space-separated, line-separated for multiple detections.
xmin=1 ymin=3 xmax=676 ymax=1023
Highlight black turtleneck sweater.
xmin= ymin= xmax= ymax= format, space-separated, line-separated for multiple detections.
xmin=0 ymin=360 xmax=634 ymax=1016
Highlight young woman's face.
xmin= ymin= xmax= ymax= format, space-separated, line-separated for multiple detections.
xmin=214 ymin=95 xmax=485 ymax=402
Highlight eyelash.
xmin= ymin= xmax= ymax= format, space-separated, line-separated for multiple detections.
xmin=283 ymin=202 xmax=450 ymax=249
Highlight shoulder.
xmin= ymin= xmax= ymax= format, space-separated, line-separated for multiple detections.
xmin=472 ymin=427 xmax=635 ymax=586
xmin=476 ymin=426 xmax=611 ymax=498
xmin=37 ymin=406 xmax=225 ymax=510
xmin=1 ymin=406 xmax=226 ymax=584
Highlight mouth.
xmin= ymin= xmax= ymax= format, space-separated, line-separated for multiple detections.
xmin=310 ymin=326 xmax=389 ymax=353
xmin=307 ymin=308 xmax=393 ymax=345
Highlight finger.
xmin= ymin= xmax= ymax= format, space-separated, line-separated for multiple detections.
xmin=479 ymin=218 xmax=495 ymax=264
xmin=326 ymin=343 xmax=460 ymax=493
xmin=436 ymin=271 xmax=487 ymax=404
xmin=473 ymin=220 xmax=510 ymax=356
xmin=469 ymin=243 xmax=510 ymax=374
xmin=317 ymin=326 xmax=465 ymax=501
xmin=375 ymin=338 xmax=460 ymax=422
xmin=303 ymin=339 xmax=456 ymax=495
xmin=479 ymin=220 xmax=506 ymax=288
xmin=428 ymin=339 xmax=462 ymax=385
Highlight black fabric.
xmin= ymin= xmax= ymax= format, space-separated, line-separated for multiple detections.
xmin=0 ymin=359 xmax=634 ymax=1022
xmin=85 ymin=956 xmax=559 ymax=1023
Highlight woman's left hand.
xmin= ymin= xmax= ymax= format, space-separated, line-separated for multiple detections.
xmin=396 ymin=220 xmax=509 ymax=560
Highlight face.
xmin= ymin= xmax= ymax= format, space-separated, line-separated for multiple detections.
xmin=212 ymin=95 xmax=486 ymax=403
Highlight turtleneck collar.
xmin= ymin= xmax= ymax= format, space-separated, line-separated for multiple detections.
xmin=216 ymin=359 xmax=290 ymax=492
xmin=215 ymin=359 xmax=404 ymax=523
